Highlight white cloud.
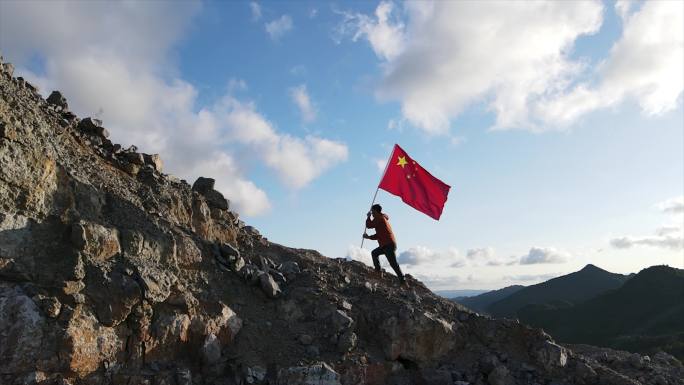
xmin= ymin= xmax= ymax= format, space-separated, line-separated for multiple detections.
xmin=538 ymin=1 xmax=684 ymax=125
xmin=346 ymin=245 xmax=373 ymax=267
xmin=249 ymin=2 xmax=261 ymax=21
xmin=0 ymin=2 xmax=345 ymax=216
xmin=610 ymin=235 xmax=683 ymax=250
xmin=335 ymin=1 xmax=405 ymax=61
xmin=657 ymin=196 xmax=684 ymax=214
xmin=466 ymin=247 xmax=495 ymax=260
xmin=215 ymin=96 xmax=347 ymax=189
xmin=374 ymin=158 xmax=386 ymax=173
xmin=412 ymin=273 xmax=461 ymax=290
xmin=502 ymin=273 xmax=560 ymax=282
xmin=265 ymin=14 xmax=293 ymax=41
xmin=397 ymin=245 xmax=463 ymax=266
xmin=339 ymin=1 xmax=683 ymax=134
xmin=611 ymin=196 xmax=684 ymax=251
xmin=290 ymin=84 xmax=317 ymax=123
xmin=518 ymin=247 xmax=569 ymax=265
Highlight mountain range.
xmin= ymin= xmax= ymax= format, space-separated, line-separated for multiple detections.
xmin=453 ymin=263 xmax=684 ymax=360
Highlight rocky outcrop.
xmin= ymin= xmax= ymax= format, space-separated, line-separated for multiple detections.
xmin=1 ymin=56 xmax=683 ymax=385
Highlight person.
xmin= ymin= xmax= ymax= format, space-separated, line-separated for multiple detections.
xmin=363 ymin=204 xmax=407 ymax=286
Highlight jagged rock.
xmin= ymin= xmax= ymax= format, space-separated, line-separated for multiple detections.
xmin=77 ymin=117 xmax=109 ymax=138
xmin=535 ymin=340 xmax=568 ymax=369
xmin=145 ymin=312 xmax=192 ymax=363
xmin=32 ymin=294 xmax=61 ymax=318
xmin=259 ymin=272 xmax=281 ymax=298
xmin=277 ymin=362 xmax=341 ymax=385
xmin=59 ymin=306 xmax=123 ymax=376
xmin=330 ymin=309 xmax=353 ymax=332
xmin=192 ymin=176 xmax=215 ymax=193
xmin=381 ymin=311 xmax=455 ymax=364
xmin=70 ymin=221 xmax=121 ymax=262
xmin=201 ymin=333 xmax=221 ymax=365
xmin=143 ymin=153 xmax=163 ymax=172
xmin=0 ymin=121 xmax=17 ymax=140
xmin=0 ymin=286 xmax=45 ymax=373
xmin=3 ymin=62 xmax=15 ymax=77
xmin=337 ymin=330 xmax=357 ymax=352
xmin=280 ymin=261 xmax=301 ymax=278
xmin=46 ymin=91 xmax=68 ymax=110
xmin=124 ymin=151 xmax=145 ymax=165
xmin=86 ymin=269 xmax=141 ymax=326
xmin=243 ymin=366 xmax=267 ymax=384
xmin=175 ymin=233 xmax=202 ymax=267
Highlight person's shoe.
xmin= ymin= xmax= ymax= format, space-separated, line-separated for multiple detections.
xmin=373 ymin=270 xmax=384 ymax=279
xmin=399 ymin=279 xmax=410 ymax=289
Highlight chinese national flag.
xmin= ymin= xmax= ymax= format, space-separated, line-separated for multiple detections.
xmin=378 ymin=144 xmax=451 ymax=220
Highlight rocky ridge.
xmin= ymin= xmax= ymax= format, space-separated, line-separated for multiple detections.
xmin=1 ymin=56 xmax=682 ymax=385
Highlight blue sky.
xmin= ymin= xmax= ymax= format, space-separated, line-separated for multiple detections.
xmin=1 ymin=0 xmax=682 ymax=290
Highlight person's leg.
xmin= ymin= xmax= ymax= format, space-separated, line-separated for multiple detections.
xmin=385 ymin=244 xmax=405 ymax=282
xmin=371 ymin=247 xmax=382 ymax=272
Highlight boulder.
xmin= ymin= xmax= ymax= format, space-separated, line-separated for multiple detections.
xmin=59 ymin=306 xmax=123 ymax=375
xmin=175 ymin=234 xmax=202 ymax=267
xmin=380 ymin=311 xmax=456 ymax=364
xmin=46 ymin=91 xmax=68 ymax=110
xmin=0 ymin=286 xmax=46 ymax=373
xmin=124 ymin=152 xmax=145 ymax=166
xmin=190 ymin=303 xmax=242 ymax=346
xmin=201 ymin=333 xmax=221 ymax=365
xmin=145 ymin=312 xmax=192 ymax=363
xmin=192 ymin=177 xmax=215 ymax=194
xmin=259 ymin=272 xmax=281 ymax=298
xmin=330 ymin=310 xmax=353 ymax=332
xmin=3 ymin=62 xmax=15 ymax=76
xmin=337 ymin=330 xmax=357 ymax=352
xmin=204 ymin=189 xmax=229 ymax=210
xmin=535 ymin=340 xmax=568 ymax=369
xmin=143 ymin=153 xmax=163 ymax=172
xmin=77 ymin=117 xmax=109 ymax=138
xmin=86 ymin=269 xmax=141 ymax=326
xmin=277 ymin=362 xmax=341 ymax=385
xmin=71 ymin=221 xmax=120 ymax=262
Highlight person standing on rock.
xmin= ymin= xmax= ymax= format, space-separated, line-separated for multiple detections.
xmin=363 ymin=204 xmax=407 ymax=287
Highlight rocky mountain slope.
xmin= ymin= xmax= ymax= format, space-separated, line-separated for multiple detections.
xmin=1 ymin=57 xmax=683 ymax=385
xmin=518 ymin=265 xmax=684 ymax=360
xmin=487 ymin=264 xmax=630 ymax=318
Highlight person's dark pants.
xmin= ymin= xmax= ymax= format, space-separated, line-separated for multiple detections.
xmin=371 ymin=243 xmax=404 ymax=282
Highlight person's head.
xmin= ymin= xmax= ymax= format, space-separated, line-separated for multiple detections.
xmin=371 ymin=204 xmax=382 ymax=215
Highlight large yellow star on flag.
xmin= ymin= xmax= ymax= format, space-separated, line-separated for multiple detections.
xmin=396 ymin=156 xmax=408 ymax=168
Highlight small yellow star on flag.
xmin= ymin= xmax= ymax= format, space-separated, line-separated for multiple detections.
xmin=396 ymin=156 xmax=408 ymax=168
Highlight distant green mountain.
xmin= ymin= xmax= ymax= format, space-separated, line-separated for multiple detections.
xmin=519 ymin=265 xmax=684 ymax=359
xmin=488 ymin=264 xmax=629 ymax=317
xmin=454 ymin=285 xmax=524 ymax=314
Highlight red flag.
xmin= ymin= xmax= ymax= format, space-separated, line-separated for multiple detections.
xmin=378 ymin=144 xmax=451 ymax=220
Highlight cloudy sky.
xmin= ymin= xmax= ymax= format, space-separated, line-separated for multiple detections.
xmin=1 ymin=0 xmax=682 ymax=291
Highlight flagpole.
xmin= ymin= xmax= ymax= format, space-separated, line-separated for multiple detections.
xmin=361 ymin=145 xmax=396 ymax=249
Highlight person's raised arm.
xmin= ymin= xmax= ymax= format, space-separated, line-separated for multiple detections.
xmin=365 ymin=212 xmax=375 ymax=228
